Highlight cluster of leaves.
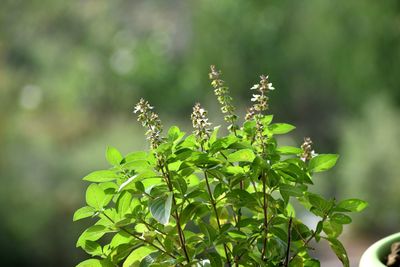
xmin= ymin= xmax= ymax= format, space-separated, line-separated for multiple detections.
xmin=74 ymin=67 xmax=366 ymax=267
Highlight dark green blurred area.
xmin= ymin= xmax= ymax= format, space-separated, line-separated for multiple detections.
xmin=1 ymin=0 xmax=400 ymax=266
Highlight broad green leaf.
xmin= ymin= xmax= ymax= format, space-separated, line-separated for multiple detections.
xmin=83 ymin=170 xmax=120 ymax=182
xmin=106 ymin=146 xmax=123 ymax=166
xmin=227 ymin=149 xmax=255 ymax=162
xmin=280 ymin=184 xmax=303 ymax=202
xmin=208 ymin=252 xmax=223 ymax=267
xmin=110 ymin=232 xmax=134 ymax=248
xmin=149 ymin=193 xmax=173 ymax=225
xmin=323 ymin=220 xmax=343 ymax=238
xmin=81 ymin=240 xmax=102 ymax=256
xmin=209 ymin=126 xmax=220 ymax=145
xmin=327 ymin=238 xmax=349 ymax=267
xmin=86 ymin=184 xmax=107 ymax=210
xmin=118 ymin=175 xmax=138 ymax=192
xmin=76 ymin=225 xmax=108 ymax=247
xmin=261 ymin=115 xmax=274 ymax=125
xmin=124 ymin=151 xmax=148 ymax=162
xmin=331 ymin=213 xmax=352 ymax=224
xmin=198 ymin=221 xmax=217 ymax=245
xmin=277 ymin=146 xmax=303 ymax=155
xmin=309 ymin=154 xmax=339 ymax=173
xmin=336 ymin=199 xmax=368 ymax=212
xmin=307 ymin=193 xmax=333 ymax=215
xmin=243 ymin=120 xmax=256 ymax=136
xmin=116 ymin=191 xmax=132 ymax=216
xmin=123 ymin=246 xmax=156 ymax=267
xmin=167 ymin=126 xmax=185 ymax=142
xmin=304 ymin=259 xmax=320 ymax=267
xmin=180 ymin=202 xmax=208 ymax=224
xmin=269 ymin=123 xmax=296 ymax=135
xmin=76 ymin=259 xmax=113 ymax=267
xmin=73 ymin=206 xmax=95 ymax=221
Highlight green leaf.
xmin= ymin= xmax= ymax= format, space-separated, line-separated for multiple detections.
xmin=86 ymin=184 xmax=107 ymax=210
xmin=208 ymin=252 xmax=223 ymax=267
xmin=76 ymin=225 xmax=108 ymax=247
xmin=198 ymin=221 xmax=217 ymax=245
xmin=331 ymin=213 xmax=352 ymax=224
xmin=118 ymin=174 xmax=138 ymax=192
xmin=304 ymin=259 xmax=320 ymax=267
xmin=83 ymin=170 xmax=120 ymax=182
xmin=106 ymin=146 xmax=123 ymax=166
xmin=73 ymin=206 xmax=96 ymax=221
xmin=167 ymin=126 xmax=185 ymax=142
xmin=280 ymin=184 xmax=303 ymax=202
xmin=277 ymin=146 xmax=303 ymax=155
xmin=309 ymin=154 xmax=339 ymax=173
xmin=269 ymin=123 xmax=296 ymax=134
xmin=123 ymin=246 xmax=156 ymax=267
xmin=81 ymin=240 xmax=102 ymax=256
xmin=323 ymin=220 xmax=343 ymax=238
xmin=336 ymin=199 xmax=368 ymax=212
xmin=227 ymin=149 xmax=255 ymax=162
xmin=327 ymin=238 xmax=349 ymax=267
xmin=149 ymin=193 xmax=173 ymax=225
xmin=76 ymin=259 xmax=113 ymax=267
xmin=116 ymin=191 xmax=132 ymax=216
xmin=209 ymin=126 xmax=220 ymax=145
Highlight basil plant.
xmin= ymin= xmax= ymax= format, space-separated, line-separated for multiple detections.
xmin=74 ymin=66 xmax=366 ymax=267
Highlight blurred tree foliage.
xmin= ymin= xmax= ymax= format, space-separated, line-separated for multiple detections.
xmin=0 ymin=0 xmax=399 ymax=266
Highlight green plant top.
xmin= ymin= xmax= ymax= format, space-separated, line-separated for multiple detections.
xmin=74 ymin=66 xmax=367 ymax=267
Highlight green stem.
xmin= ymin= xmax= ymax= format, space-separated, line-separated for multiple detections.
xmin=101 ymin=212 xmax=176 ymax=259
xmin=159 ymin=159 xmax=191 ymax=265
xmin=204 ymin=170 xmax=232 ymax=267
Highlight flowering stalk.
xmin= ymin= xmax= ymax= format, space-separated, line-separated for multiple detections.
xmin=191 ymin=103 xmax=232 ymax=266
xmin=133 ymin=98 xmax=163 ymax=149
xmin=300 ymin=137 xmax=317 ymax=162
xmin=134 ymin=99 xmax=191 ymax=264
xmin=209 ymin=65 xmax=238 ymax=133
xmin=191 ymin=103 xmax=212 ymax=143
xmin=245 ymin=74 xmax=275 ymax=262
xmin=245 ymin=74 xmax=275 ymax=120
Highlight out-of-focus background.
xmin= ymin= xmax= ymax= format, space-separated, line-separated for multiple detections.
xmin=1 ymin=0 xmax=399 ymax=266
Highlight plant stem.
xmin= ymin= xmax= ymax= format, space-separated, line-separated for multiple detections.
xmin=283 ymin=216 xmax=293 ymax=267
xmin=289 ymin=214 xmax=328 ymax=263
xmin=159 ymin=159 xmax=191 ymax=264
xmin=204 ymin=170 xmax=232 ymax=267
xmin=261 ymin=170 xmax=269 ymax=261
xmin=101 ymin=212 xmax=176 ymax=259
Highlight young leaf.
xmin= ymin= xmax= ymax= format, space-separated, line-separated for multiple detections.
xmin=76 ymin=225 xmax=108 ymax=247
xmin=277 ymin=146 xmax=303 ymax=155
xmin=83 ymin=170 xmax=121 ymax=182
xmin=106 ymin=146 xmax=123 ymax=166
xmin=149 ymin=193 xmax=173 ymax=225
xmin=227 ymin=149 xmax=255 ymax=162
xmin=73 ymin=206 xmax=96 ymax=221
xmin=309 ymin=154 xmax=339 ymax=173
xmin=331 ymin=213 xmax=352 ymax=224
xmin=336 ymin=199 xmax=368 ymax=212
xmin=167 ymin=125 xmax=185 ymax=142
xmin=269 ymin=123 xmax=296 ymax=135
xmin=123 ymin=246 xmax=157 ymax=267
xmin=76 ymin=259 xmax=113 ymax=267
xmin=85 ymin=184 xmax=107 ymax=210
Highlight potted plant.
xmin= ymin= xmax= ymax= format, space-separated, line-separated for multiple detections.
xmin=73 ymin=65 xmax=366 ymax=267
xmin=359 ymin=233 xmax=400 ymax=267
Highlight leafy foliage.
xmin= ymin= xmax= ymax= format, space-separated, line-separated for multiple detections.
xmin=74 ymin=67 xmax=366 ymax=266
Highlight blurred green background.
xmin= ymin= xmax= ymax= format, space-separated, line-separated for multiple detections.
xmin=1 ymin=0 xmax=399 ymax=266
